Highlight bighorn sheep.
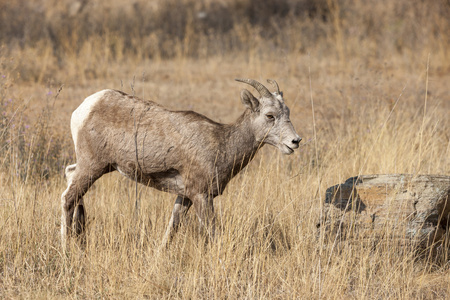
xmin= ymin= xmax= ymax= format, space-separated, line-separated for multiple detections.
xmin=61 ymin=78 xmax=301 ymax=248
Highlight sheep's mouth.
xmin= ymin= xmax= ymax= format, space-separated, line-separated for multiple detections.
xmin=282 ymin=144 xmax=294 ymax=155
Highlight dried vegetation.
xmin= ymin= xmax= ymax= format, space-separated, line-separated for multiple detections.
xmin=1 ymin=0 xmax=449 ymax=298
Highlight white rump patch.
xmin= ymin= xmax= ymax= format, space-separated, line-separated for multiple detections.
xmin=65 ymin=163 xmax=77 ymax=183
xmin=71 ymin=90 xmax=109 ymax=148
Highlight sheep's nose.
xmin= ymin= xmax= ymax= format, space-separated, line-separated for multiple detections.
xmin=292 ymin=137 xmax=302 ymax=145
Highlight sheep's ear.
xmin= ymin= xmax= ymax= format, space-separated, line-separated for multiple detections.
xmin=240 ymin=89 xmax=260 ymax=112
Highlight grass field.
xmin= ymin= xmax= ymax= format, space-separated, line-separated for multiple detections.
xmin=1 ymin=0 xmax=449 ymax=298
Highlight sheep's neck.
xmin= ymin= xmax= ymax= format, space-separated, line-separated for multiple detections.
xmin=221 ymin=109 xmax=261 ymax=179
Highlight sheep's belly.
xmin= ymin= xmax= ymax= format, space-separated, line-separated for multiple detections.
xmin=117 ymin=167 xmax=186 ymax=195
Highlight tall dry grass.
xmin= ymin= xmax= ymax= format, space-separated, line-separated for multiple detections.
xmin=1 ymin=0 xmax=450 ymax=298
xmin=1 ymin=0 xmax=449 ymax=83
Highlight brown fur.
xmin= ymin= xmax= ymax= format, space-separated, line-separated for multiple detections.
xmin=61 ymin=79 xmax=301 ymax=248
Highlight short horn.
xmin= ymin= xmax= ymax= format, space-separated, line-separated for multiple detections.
xmin=267 ymin=79 xmax=281 ymax=95
xmin=235 ymin=78 xmax=272 ymax=98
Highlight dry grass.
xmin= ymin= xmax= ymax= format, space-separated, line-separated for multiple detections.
xmin=1 ymin=0 xmax=450 ymax=298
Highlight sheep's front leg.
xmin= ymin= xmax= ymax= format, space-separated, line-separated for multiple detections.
xmin=192 ymin=194 xmax=216 ymax=240
xmin=161 ymin=196 xmax=192 ymax=246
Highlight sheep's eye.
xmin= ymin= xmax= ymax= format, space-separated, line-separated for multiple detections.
xmin=266 ymin=114 xmax=274 ymax=120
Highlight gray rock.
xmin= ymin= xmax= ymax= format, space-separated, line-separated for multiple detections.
xmin=318 ymin=174 xmax=450 ymax=250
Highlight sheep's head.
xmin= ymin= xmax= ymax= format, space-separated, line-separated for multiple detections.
xmin=236 ymin=78 xmax=302 ymax=155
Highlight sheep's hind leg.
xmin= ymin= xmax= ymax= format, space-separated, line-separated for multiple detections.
xmin=64 ymin=164 xmax=85 ymax=238
xmin=72 ymin=203 xmax=86 ymax=238
xmin=61 ymin=164 xmax=106 ymax=251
